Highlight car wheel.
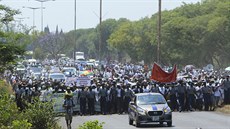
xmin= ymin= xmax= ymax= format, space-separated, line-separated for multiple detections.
xmin=159 ymin=122 xmax=163 ymax=125
xmin=136 ymin=122 xmax=140 ymax=127
xmin=129 ymin=117 xmax=133 ymax=125
xmin=167 ymin=121 xmax=172 ymax=127
xmin=135 ymin=120 xmax=140 ymax=127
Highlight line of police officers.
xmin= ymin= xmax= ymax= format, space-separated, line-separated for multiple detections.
xmin=13 ymin=79 xmax=42 ymax=111
xmin=72 ymin=79 xmax=228 ymax=115
xmin=11 ymin=74 xmax=230 ymax=115
xmin=77 ymin=82 xmax=134 ymax=115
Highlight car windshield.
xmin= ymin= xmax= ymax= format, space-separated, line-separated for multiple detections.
xmin=63 ymin=68 xmax=75 ymax=73
xmin=137 ymin=94 xmax=166 ymax=105
xmin=17 ymin=65 xmax=25 ymax=69
xmin=50 ymin=74 xmax=64 ymax=79
xmin=30 ymin=67 xmax=42 ymax=73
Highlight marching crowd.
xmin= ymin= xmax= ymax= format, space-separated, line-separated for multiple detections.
xmin=4 ymin=62 xmax=230 ymax=116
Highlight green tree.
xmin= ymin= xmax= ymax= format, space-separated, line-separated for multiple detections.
xmin=0 ymin=4 xmax=20 ymax=32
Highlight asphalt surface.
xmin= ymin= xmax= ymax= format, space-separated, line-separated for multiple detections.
xmin=59 ymin=111 xmax=230 ymax=129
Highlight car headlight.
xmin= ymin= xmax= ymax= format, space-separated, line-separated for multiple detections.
xmin=137 ymin=107 xmax=146 ymax=115
xmin=163 ymin=106 xmax=171 ymax=114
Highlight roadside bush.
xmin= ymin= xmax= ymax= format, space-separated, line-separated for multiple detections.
xmin=0 ymin=93 xmax=19 ymax=126
xmin=78 ymin=120 xmax=104 ymax=129
xmin=0 ymin=93 xmax=32 ymax=129
xmin=0 ymin=79 xmax=61 ymax=129
xmin=12 ymin=120 xmax=32 ymax=129
xmin=0 ymin=120 xmax=32 ymax=129
xmin=23 ymin=98 xmax=59 ymax=129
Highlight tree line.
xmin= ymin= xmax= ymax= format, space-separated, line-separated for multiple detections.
xmin=1 ymin=0 xmax=230 ymax=71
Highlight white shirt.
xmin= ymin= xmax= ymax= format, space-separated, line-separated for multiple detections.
xmin=117 ymin=89 xmax=121 ymax=97
xmin=214 ymin=87 xmax=221 ymax=97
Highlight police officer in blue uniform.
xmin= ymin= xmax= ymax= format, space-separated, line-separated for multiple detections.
xmin=87 ymin=87 xmax=96 ymax=115
xmin=78 ymin=86 xmax=87 ymax=115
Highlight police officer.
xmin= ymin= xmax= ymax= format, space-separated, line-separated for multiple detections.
xmin=202 ymin=81 xmax=211 ymax=111
xmin=158 ymin=83 xmax=166 ymax=98
xmin=150 ymin=83 xmax=159 ymax=93
xmin=223 ymin=76 xmax=230 ymax=104
xmin=110 ymin=83 xmax=117 ymax=113
xmin=195 ymin=83 xmax=203 ymax=111
xmin=106 ymin=86 xmax=112 ymax=114
xmin=177 ymin=80 xmax=186 ymax=112
xmin=99 ymin=84 xmax=107 ymax=115
xmin=116 ymin=84 xmax=124 ymax=114
xmin=168 ymin=84 xmax=178 ymax=111
xmin=187 ymin=82 xmax=196 ymax=111
xmin=133 ymin=84 xmax=143 ymax=94
xmin=15 ymin=83 xmax=24 ymax=111
xmin=78 ymin=86 xmax=87 ymax=115
xmin=87 ymin=87 xmax=96 ymax=115
xmin=123 ymin=85 xmax=133 ymax=113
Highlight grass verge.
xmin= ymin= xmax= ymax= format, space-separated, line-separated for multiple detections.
xmin=0 ymin=80 xmax=13 ymax=94
xmin=216 ymin=105 xmax=230 ymax=114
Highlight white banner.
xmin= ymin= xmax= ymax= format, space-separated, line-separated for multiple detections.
xmin=76 ymin=76 xmax=91 ymax=86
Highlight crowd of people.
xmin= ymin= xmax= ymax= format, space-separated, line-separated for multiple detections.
xmin=4 ymin=62 xmax=230 ymax=116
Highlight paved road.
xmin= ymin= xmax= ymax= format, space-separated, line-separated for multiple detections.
xmin=59 ymin=112 xmax=230 ymax=129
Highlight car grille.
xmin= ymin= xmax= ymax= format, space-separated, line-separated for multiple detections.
xmin=148 ymin=111 xmax=163 ymax=116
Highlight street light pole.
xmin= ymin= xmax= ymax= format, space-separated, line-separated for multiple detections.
xmin=99 ymin=0 xmax=102 ymax=63
xmin=34 ymin=0 xmax=55 ymax=32
xmin=74 ymin=0 xmax=77 ymax=63
xmin=157 ymin=0 xmax=161 ymax=64
xmin=22 ymin=6 xmax=42 ymax=32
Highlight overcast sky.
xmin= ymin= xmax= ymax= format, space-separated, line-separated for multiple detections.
xmin=1 ymin=0 xmax=200 ymax=32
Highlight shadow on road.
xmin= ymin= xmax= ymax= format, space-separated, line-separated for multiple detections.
xmin=135 ymin=124 xmax=175 ymax=128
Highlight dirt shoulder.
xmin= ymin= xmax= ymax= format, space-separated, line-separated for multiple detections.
xmin=216 ymin=105 xmax=230 ymax=114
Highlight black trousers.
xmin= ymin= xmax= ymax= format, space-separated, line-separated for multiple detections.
xmin=124 ymin=96 xmax=131 ymax=113
xmin=196 ymin=98 xmax=203 ymax=110
xmin=100 ymin=97 xmax=106 ymax=114
xmin=116 ymin=97 xmax=123 ymax=114
xmin=170 ymin=94 xmax=178 ymax=111
xmin=178 ymin=93 xmax=185 ymax=111
xmin=188 ymin=94 xmax=195 ymax=110
xmin=88 ymin=98 xmax=95 ymax=115
xmin=111 ymin=97 xmax=117 ymax=113
xmin=80 ymin=98 xmax=86 ymax=115
xmin=224 ymin=89 xmax=230 ymax=104
xmin=203 ymin=93 xmax=211 ymax=111
xmin=106 ymin=100 xmax=111 ymax=113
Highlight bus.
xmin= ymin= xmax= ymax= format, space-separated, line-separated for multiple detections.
xmin=75 ymin=52 xmax=85 ymax=60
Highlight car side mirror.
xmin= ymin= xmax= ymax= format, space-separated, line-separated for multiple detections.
xmin=167 ymin=100 xmax=171 ymax=104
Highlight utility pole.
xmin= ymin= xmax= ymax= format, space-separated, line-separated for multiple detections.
xmin=157 ymin=0 xmax=161 ymax=64
xmin=74 ymin=0 xmax=77 ymax=63
xmin=99 ymin=0 xmax=102 ymax=63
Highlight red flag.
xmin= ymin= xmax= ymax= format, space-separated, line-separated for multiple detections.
xmin=150 ymin=63 xmax=177 ymax=83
